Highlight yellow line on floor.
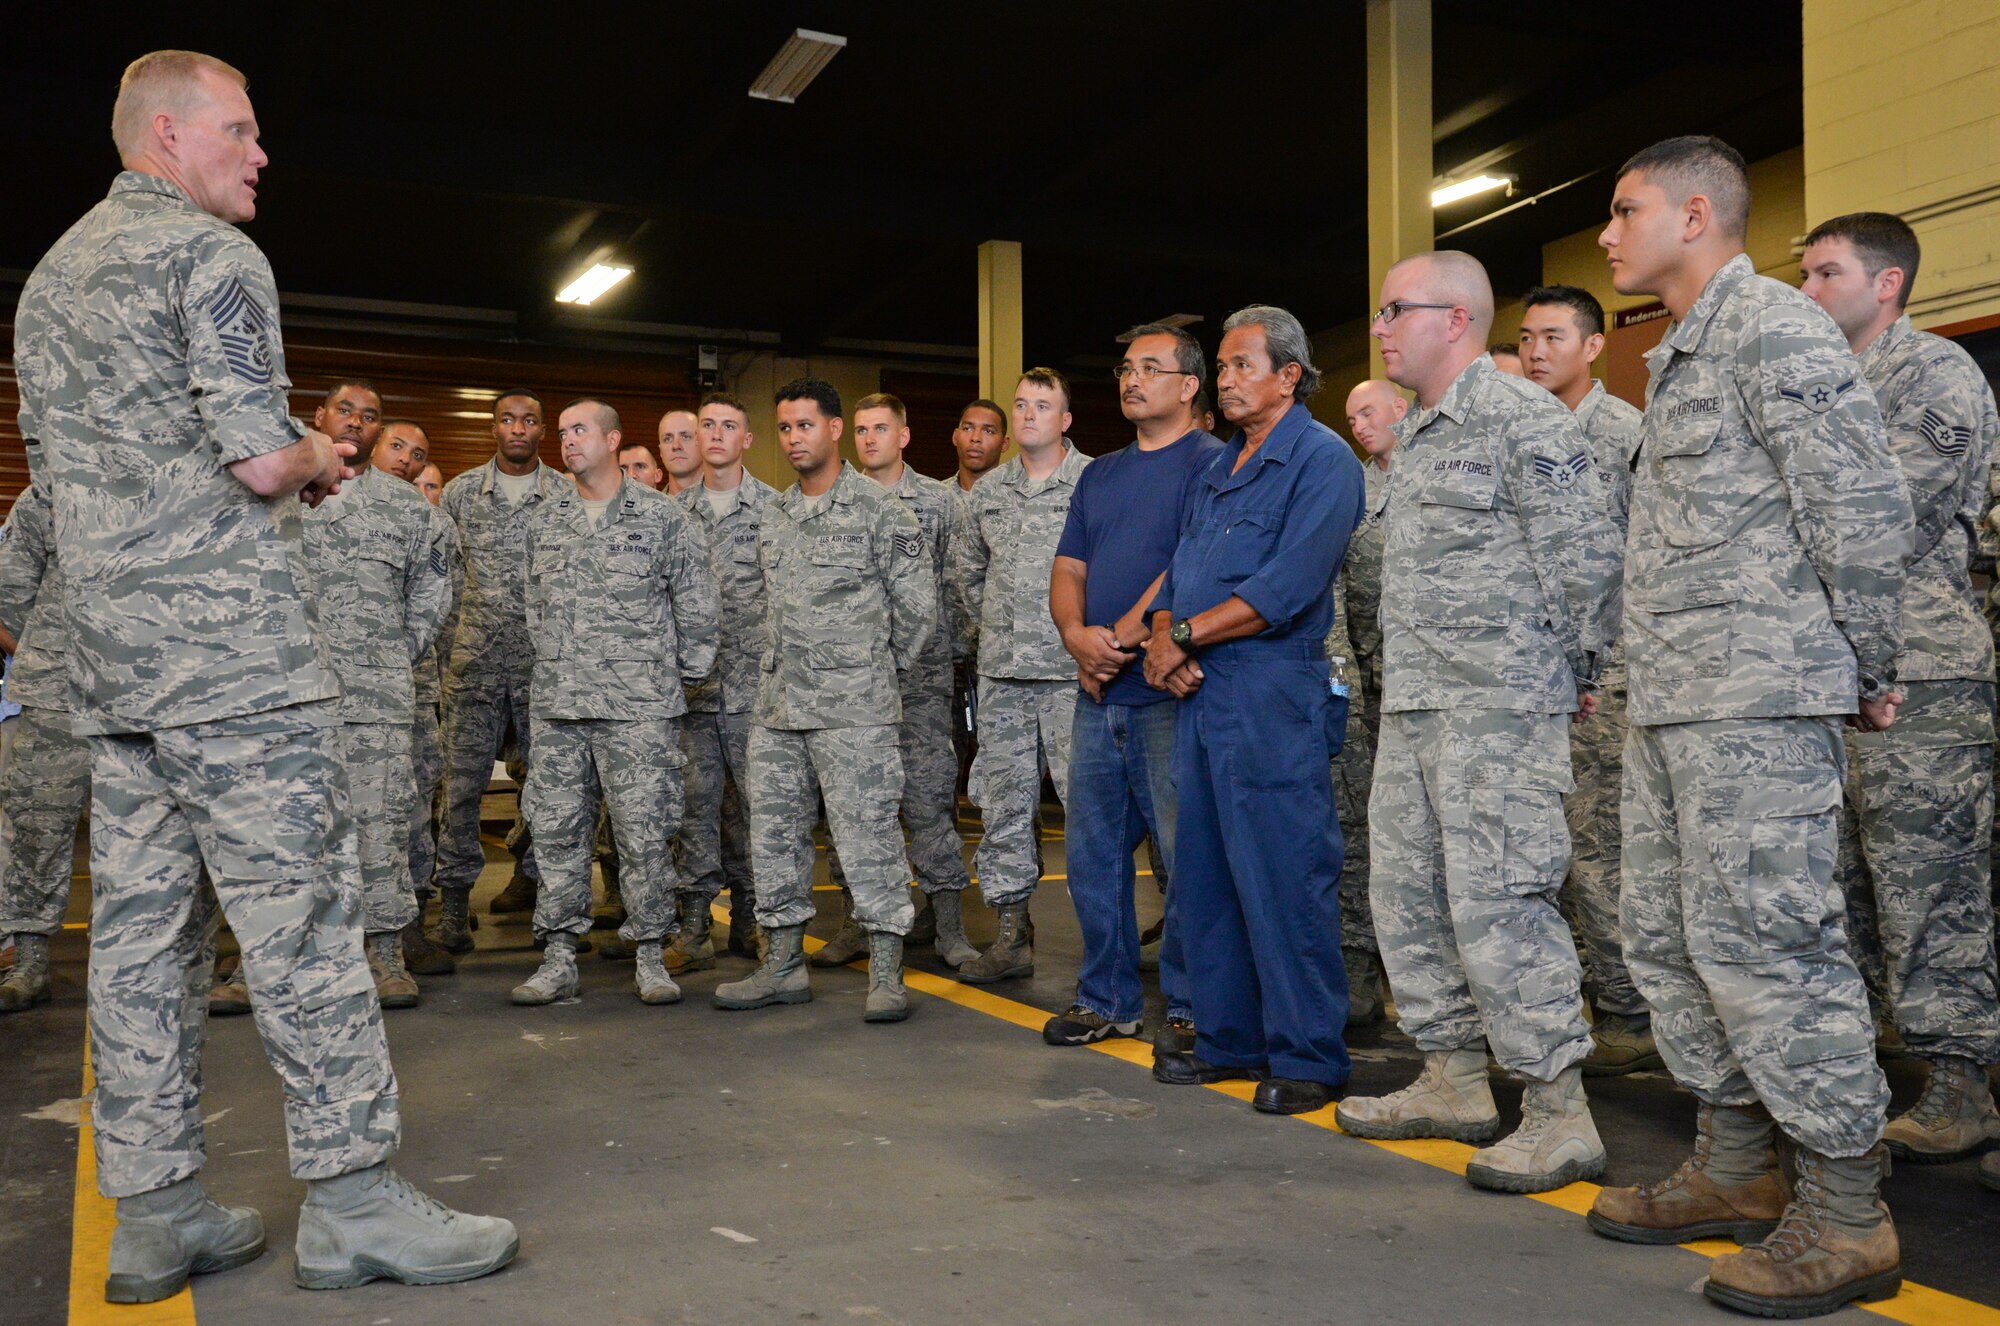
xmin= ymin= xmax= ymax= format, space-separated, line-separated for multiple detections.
xmin=725 ymin=903 xmax=2000 ymax=1325
xmin=69 ymin=1033 xmax=199 ymax=1325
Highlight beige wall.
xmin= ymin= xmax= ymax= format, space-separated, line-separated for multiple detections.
xmin=1805 ymin=0 xmax=2000 ymax=327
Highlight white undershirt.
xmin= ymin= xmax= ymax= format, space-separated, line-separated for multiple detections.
xmin=704 ymin=486 xmax=732 ymax=520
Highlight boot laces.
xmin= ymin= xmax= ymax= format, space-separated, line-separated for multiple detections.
xmin=1905 ymin=1064 xmax=1966 ymax=1128
xmin=1758 ymin=1157 xmax=1827 ymax=1262
xmin=381 ymin=1170 xmax=459 ymax=1227
xmin=1640 ymin=1117 xmax=1713 ymax=1198
xmin=1507 ymin=1085 xmax=1567 ymax=1150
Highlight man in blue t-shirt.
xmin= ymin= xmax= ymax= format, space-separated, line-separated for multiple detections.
xmin=1044 ymin=325 xmax=1221 ymax=1048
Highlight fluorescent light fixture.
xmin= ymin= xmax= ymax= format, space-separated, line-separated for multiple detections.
xmin=749 ymin=28 xmax=847 ymax=103
xmin=1431 ymin=174 xmax=1514 ymax=207
xmin=555 ymin=263 xmax=632 ymax=306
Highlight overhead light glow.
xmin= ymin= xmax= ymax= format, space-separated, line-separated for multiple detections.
xmin=555 ymin=263 xmax=632 ymax=306
xmin=1431 ymin=174 xmax=1513 ymax=208
xmin=749 ymin=28 xmax=847 ymax=103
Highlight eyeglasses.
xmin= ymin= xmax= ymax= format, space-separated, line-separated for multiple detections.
xmin=1372 ymin=301 xmax=1459 ymax=324
xmin=1112 ymin=362 xmax=1196 ymax=384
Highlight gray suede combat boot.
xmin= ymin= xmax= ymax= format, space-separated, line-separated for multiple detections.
xmin=295 ymin=1164 xmax=517 ymax=1289
xmin=105 ymin=1176 xmax=265 ymax=1303
xmin=713 ymin=922 xmax=812 ymax=1009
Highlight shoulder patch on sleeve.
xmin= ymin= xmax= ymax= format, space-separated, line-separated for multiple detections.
xmin=1530 ymin=452 xmax=1592 ymax=488
xmin=1777 ymin=378 xmax=1856 ymax=414
xmin=1917 ymin=407 xmax=1972 ymax=457
xmin=204 ymin=275 xmax=276 ymax=385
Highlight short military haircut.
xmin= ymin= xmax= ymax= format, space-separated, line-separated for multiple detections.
xmin=1019 ymin=367 xmax=1072 ymax=413
xmin=1489 ymin=343 xmax=1522 ymax=359
xmin=854 ymin=392 xmax=908 ymax=424
xmin=961 ymin=398 xmax=1008 ymax=428
xmin=492 ymin=388 xmax=543 ymax=414
xmin=1619 ymin=135 xmax=1751 ymax=242
xmin=1803 ymin=212 xmax=1921 ymax=308
xmin=1124 ymin=323 xmax=1208 ymax=384
xmin=417 ymin=461 xmax=443 ymax=482
xmin=563 ymin=397 xmax=621 ymax=433
xmin=1221 ymin=304 xmax=1322 ymax=400
xmin=1520 ymin=284 xmax=1608 ymax=338
xmin=380 ymin=418 xmax=428 ymax=440
xmin=617 ymin=440 xmax=660 ymax=463
xmin=1388 ymin=251 xmax=1495 ymax=332
xmin=112 ymin=50 xmax=247 ymax=160
xmin=698 ymin=390 xmax=749 ymax=419
xmin=775 ymin=376 xmax=841 ymax=420
xmin=322 ymin=378 xmax=381 ymax=407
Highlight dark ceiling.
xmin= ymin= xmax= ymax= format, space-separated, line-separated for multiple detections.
xmin=3 ymin=2 xmax=1801 ymax=372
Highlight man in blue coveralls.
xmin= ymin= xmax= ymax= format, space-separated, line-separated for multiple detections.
xmin=1142 ymin=304 xmax=1366 ymax=1115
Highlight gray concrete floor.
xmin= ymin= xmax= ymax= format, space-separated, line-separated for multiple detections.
xmin=5 ymin=797 xmax=1999 ymax=1325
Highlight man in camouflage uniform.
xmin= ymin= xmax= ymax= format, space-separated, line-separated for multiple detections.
xmin=1802 ymin=213 xmax=2000 ymax=1163
xmin=300 ymin=388 xmax=454 ymax=1009
xmin=434 ymin=391 xmax=564 ymax=947
xmin=664 ymin=391 xmax=776 ymax=972
xmin=398 ymin=441 xmax=462 ymax=976
xmin=1336 ymin=254 xmax=1622 ymax=1196
xmin=1585 ymin=137 xmax=1914 ymax=1318
xmin=1338 ymin=378 xmax=1405 ymax=1025
xmin=814 ymin=392 xmax=977 ymax=969
xmin=510 ymin=401 xmax=717 ymax=1006
xmin=955 ymin=369 xmax=1089 ymax=983
xmin=714 ymin=378 xmax=934 ymax=1021
xmin=948 ymin=399 xmax=1011 ymax=775
xmin=12 ymin=50 xmax=513 ymax=1302
xmin=1518 ymin=285 xmax=1657 ymax=1075
xmin=0 ymin=481 xmax=91 ymax=1012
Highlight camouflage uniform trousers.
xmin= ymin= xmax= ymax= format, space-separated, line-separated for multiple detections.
xmin=826 ymin=681 xmax=971 ymax=896
xmin=1332 ymin=679 xmax=1376 ymax=955
xmin=404 ymin=701 xmax=444 ymax=901
xmin=969 ymin=676 xmax=1075 ymax=908
xmin=522 ymin=716 xmax=684 ymax=943
xmin=335 ymin=721 xmax=419 ymax=934
xmin=677 ymin=709 xmax=753 ymax=905
xmin=748 ymin=723 xmax=913 ymax=936
xmin=0 ymin=704 xmax=92 ymax=936
xmin=1370 ymin=707 xmax=1593 ymax=1080
xmin=1622 ymin=716 xmax=1888 ymax=1158
xmin=87 ymin=702 xmax=400 ymax=1196
xmin=1562 ymin=683 xmax=1645 ymax=1017
xmin=1836 ymin=679 xmax=2000 ymax=1065
xmin=435 ymin=680 xmax=539 ymax=893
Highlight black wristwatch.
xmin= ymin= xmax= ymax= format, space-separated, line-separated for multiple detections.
xmin=1170 ymin=618 xmax=1196 ymax=649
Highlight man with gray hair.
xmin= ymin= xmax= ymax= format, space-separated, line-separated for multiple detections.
xmin=1336 ymin=252 xmax=1623 ymax=1196
xmin=15 ymin=48 xmax=515 ymax=1301
xmin=1144 ymin=305 xmax=1364 ymax=1115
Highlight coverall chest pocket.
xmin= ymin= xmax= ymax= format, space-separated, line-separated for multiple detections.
xmin=1214 ymin=509 xmax=1282 ymax=585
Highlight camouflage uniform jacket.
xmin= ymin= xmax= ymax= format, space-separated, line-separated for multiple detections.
xmin=413 ymin=511 xmax=462 ymax=711
xmin=1628 ymin=254 xmax=1914 ymax=725
xmin=1573 ymin=380 xmax=1645 ymax=686
xmin=13 ymin=171 xmax=337 ymax=735
xmin=878 ymin=464 xmax=971 ymax=685
xmin=675 ymin=471 xmax=777 ymax=715
xmin=303 ymin=466 xmax=455 ymax=725
xmin=755 ymin=463 xmax=935 ymax=731
xmin=1342 ymin=458 xmax=1392 ymax=665
xmin=958 ymin=441 xmax=1091 ymax=680
xmin=525 ymin=476 xmax=718 ymax=722
xmin=0 ymin=487 xmax=76 ymax=713
xmin=1381 ymin=354 xmax=1624 ymax=715
xmin=1858 ymin=314 xmax=1996 ymax=684
xmin=439 ymin=458 xmax=563 ymax=693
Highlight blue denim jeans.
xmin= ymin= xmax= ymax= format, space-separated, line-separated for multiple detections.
xmin=1065 ymin=693 xmax=1188 ymax=1024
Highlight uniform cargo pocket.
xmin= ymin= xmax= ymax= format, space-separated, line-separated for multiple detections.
xmin=1695 ymin=774 xmax=1840 ymax=962
xmin=1627 ymin=560 xmax=1740 ymax=679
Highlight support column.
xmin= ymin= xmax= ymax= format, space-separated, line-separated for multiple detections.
xmin=978 ymin=240 xmax=1023 ymax=407
xmin=1366 ymin=0 xmax=1432 ymax=378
